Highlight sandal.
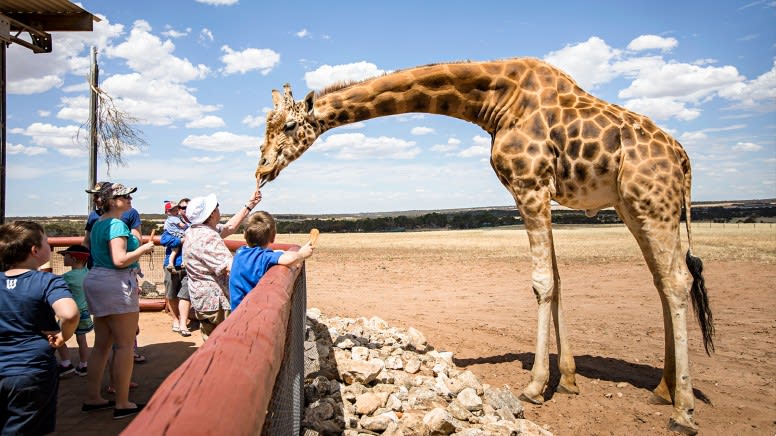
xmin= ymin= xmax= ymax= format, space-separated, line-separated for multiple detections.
xmin=179 ymin=329 xmax=192 ymax=337
xmin=133 ymin=354 xmax=146 ymax=364
xmin=172 ymin=323 xmax=180 ymax=333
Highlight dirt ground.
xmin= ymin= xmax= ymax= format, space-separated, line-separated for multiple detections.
xmin=54 ymin=227 xmax=776 ymax=435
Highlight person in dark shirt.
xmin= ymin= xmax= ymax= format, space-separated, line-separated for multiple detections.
xmin=0 ymin=221 xmax=79 ymax=434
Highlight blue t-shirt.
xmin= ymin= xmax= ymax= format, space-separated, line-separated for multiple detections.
xmin=90 ymin=218 xmax=140 ymax=269
xmin=160 ymin=231 xmax=184 ymax=269
xmin=86 ymin=208 xmax=141 ymax=268
xmin=0 ymin=270 xmax=73 ymax=375
xmin=229 ymin=246 xmax=283 ymax=311
xmin=85 ymin=207 xmax=141 ymax=233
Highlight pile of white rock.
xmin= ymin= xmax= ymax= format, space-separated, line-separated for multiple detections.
xmin=302 ymin=308 xmax=551 ymax=436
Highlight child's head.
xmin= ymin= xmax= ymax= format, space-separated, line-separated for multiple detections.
xmin=243 ymin=211 xmax=276 ymax=248
xmin=59 ymin=244 xmax=90 ymax=268
xmin=164 ymin=201 xmax=179 ymax=216
xmin=0 ymin=221 xmax=49 ymax=268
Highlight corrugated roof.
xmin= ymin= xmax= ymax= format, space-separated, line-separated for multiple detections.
xmin=0 ymin=0 xmax=100 ymax=31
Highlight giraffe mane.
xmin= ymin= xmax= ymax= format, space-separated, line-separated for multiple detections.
xmin=315 ymin=59 xmax=480 ymax=98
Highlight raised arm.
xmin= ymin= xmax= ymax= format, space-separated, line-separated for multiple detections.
xmin=220 ymin=186 xmax=262 ymax=238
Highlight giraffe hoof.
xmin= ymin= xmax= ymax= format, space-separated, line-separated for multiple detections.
xmin=668 ymin=416 xmax=698 ymax=436
xmin=556 ymin=382 xmax=580 ymax=395
xmin=519 ymin=392 xmax=544 ymax=405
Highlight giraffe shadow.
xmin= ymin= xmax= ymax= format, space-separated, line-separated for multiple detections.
xmin=453 ymin=352 xmax=711 ymax=404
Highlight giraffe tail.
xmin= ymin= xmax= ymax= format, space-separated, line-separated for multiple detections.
xmin=681 ymin=150 xmax=715 ymax=355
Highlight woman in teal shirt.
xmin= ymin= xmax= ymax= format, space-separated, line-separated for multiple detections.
xmin=82 ymin=183 xmax=154 ymax=419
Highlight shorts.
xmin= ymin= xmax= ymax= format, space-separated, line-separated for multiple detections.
xmin=164 ymin=268 xmax=190 ymax=300
xmin=194 ymin=308 xmax=230 ymax=341
xmin=75 ymin=309 xmax=94 ymax=335
xmin=83 ymin=267 xmax=140 ymax=317
xmin=0 ymin=369 xmax=58 ymax=435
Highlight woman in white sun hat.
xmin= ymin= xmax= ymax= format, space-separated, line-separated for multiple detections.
xmin=183 ymin=185 xmax=261 ymax=340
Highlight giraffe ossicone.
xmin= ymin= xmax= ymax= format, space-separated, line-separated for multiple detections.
xmin=256 ymin=57 xmax=713 ymax=435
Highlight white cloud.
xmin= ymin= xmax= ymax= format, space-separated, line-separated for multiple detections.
xmin=544 ymin=36 xmax=622 ymax=89
xmin=162 ymin=26 xmax=191 ymax=38
xmin=200 ymin=28 xmax=214 ymax=42
xmin=627 ymin=35 xmax=678 ymax=52
xmin=242 ymin=108 xmax=271 ymax=128
xmin=732 ymin=142 xmax=763 ymax=151
xmin=619 ymin=62 xmax=743 ymax=101
xmin=296 ymin=29 xmax=311 ymax=38
xmin=195 ymin=0 xmax=238 ymax=5
xmin=8 ymin=75 xmax=63 ymax=95
xmin=431 ymin=137 xmax=461 ymax=154
xmin=624 ymin=97 xmax=701 ymax=121
xmin=314 ymin=133 xmax=419 ymax=160
xmin=458 ymin=136 xmax=490 ymax=158
xmin=12 ymin=122 xmax=85 ymax=156
xmin=181 ymin=131 xmax=260 ymax=153
xmin=151 ymin=179 xmax=169 ymax=184
xmin=107 ymin=20 xmax=209 ymax=82
xmin=718 ymin=60 xmax=776 ymax=110
xmin=191 ymin=156 xmax=225 ymax=163
xmin=186 ymin=115 xmax=226 ymax=128
xmin=304 ymin=62 xmax=386 ymax=90
xmin=37 ymin=110 xmax=51 ymax=117
xmin=7 ymin=143 xmax=47 ymax=156
xmin=96 ymin=73 xmax=220 ymax=126
xmin=220 ymin=45 xmax=280 ymax=75
xmin=6 ymin=15 xmax=124 ymax=94
xmin=411 ymin=126 xmax=435 ymax=135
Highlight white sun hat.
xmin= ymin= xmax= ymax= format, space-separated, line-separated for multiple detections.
xmin=186 ymin=193 xmax=219 ymax=225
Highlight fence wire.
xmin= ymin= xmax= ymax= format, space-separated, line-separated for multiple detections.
xmin=261 ymin=264 xmax=307 ymax=435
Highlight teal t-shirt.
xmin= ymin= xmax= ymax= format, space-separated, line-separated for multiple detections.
xmin=62 ymin=267 xmax=89 ymax=311
xmin=90 ymin=218 xmax=140 ymax=269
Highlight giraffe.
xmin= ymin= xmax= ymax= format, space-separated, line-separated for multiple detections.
xmin=255 ymin=58 xmax=714 ymax=435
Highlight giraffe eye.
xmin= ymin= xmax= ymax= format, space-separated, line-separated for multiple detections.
xmin=284 ymin=121 xmax=297 ymax=132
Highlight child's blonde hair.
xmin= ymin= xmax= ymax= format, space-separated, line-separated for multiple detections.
xmin=243 ymin=211 xmax=276 ymax=248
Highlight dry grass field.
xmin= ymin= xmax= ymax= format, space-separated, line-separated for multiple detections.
xmin=54 ymin=223 xmax=775 ymax=435
xmin=286 ymin=223 xmax=775 ymax=435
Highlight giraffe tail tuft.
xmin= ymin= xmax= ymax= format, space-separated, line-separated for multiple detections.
xmin=686 ymin=251 xmax=715 ymax=355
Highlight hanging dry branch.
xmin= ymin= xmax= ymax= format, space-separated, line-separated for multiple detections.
xmin=77 ymin=82 xmax=148 ymax=172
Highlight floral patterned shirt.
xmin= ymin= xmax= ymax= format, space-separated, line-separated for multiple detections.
xmin=183 ymin=224 xmax=232 ymax=312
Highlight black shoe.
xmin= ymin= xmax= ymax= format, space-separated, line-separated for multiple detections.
xmin=81 ymin=400 xmax=116 ymax=412
xmin=59 ymin=363 xmax=75 ymax=377
xmin=113 ymin=404 xmax=145 ymax=420
xmin=74 ymin=365 xmax=88 ymax=377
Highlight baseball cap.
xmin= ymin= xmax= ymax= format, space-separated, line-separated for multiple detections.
xmin=59 ymin=244 xmax=90 ymax=259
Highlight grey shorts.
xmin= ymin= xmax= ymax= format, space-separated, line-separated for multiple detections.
xmin=164 ymin=268 xmax=190 ymax=301
xmin=83 ymin=267 xmax=139 ymax=317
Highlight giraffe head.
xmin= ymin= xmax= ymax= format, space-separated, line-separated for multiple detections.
xmin=256 ymin=84 xmax=318 ymax=187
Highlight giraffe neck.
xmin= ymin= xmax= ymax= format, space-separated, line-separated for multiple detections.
xmin=312 ymin=60 xmax=534 ymax=135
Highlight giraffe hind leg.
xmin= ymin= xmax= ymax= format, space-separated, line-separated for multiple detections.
xmin=615 ymin=203 xmax=698 ymax=435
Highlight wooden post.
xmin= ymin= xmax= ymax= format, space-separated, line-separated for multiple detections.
xmin=87 ymin=46 xmax=98 ymax=213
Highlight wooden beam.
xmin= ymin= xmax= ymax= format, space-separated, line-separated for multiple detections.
xmin=3 ymin=12 xmax=94 ymax=32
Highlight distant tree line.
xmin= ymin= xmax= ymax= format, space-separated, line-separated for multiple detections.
xmin=15 ymin=203 xmax=775 ymax=237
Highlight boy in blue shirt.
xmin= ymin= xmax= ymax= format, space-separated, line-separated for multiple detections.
xmin=229 ymin=211 xmax=314 ymax=311
xmin=0 ymin=221 xmax=79 ymax=434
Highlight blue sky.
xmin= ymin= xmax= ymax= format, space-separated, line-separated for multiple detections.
xmin=6 ymin=0 xmax=775 ymax=216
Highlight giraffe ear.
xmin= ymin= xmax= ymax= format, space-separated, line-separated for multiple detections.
xmin=271 ymin=89 xmax=282 ymax=109
xmin=304 ymin=91 xmax=315 ymax=117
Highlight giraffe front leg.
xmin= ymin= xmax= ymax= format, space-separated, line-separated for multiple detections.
xmin=515 ymin=193 xmax=557 ymax=405
xmin=552 ymin=280 xmax=579 ymax=395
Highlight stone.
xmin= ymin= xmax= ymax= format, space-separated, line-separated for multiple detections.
xmin=457 ymin=387 xmax=483 ymax=411
xmin=422 ymin=408 xmax=456 ymax=435
xmin=385 ymin=355 xmax=404 ymax=369
xmin=482 ymin=385 xmax=524 ymax=419
xmin=338 ymin=359 xmax=384 ymax=385
xmin=355 ymin=392 xmax=384 ymax=415
xmin=351 ymin=346 xmax=370 ymax=361
xmin=405 ymin=357 xmax=422 ymax=374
